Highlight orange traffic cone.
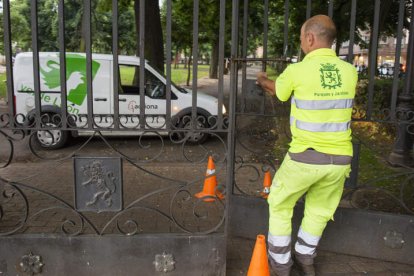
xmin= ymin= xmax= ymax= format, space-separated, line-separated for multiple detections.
xmin=247 ymin=234 xmax=270 ymax=276
xmin=195 ymin=156 xmax=225 ymax=202
xmin=260 ymin=171 xmax=272 ymax=199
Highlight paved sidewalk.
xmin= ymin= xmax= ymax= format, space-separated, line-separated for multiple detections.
xmin=227 ymin=237 xmax=414 ymax=276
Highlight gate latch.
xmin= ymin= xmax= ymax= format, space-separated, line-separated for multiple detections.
xmin=154 ymin=252 xmax=175 ymax=273
xmin=383 ymin=231 xmax=405 ymax=249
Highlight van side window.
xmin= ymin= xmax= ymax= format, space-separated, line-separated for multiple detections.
xmin=119 ymin=64 xmax=140 ymax=95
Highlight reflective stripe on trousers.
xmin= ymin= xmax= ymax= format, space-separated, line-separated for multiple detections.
xmin=268 ymin=233 xmax=291 ymax=264
xmin=294 ymin=227 xmax=321 ymax=256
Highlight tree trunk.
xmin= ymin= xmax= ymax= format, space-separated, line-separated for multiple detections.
xmin=174 ymin=47 xmax=180 ymax=69
xmin=209 ymin=37 xmax=219 ymax=79
xmin=134 ymin=0 xmax=165 ymax=73
xmin=183 ymin=49 xmax=188 ymax=69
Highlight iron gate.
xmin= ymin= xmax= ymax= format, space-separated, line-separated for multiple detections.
xmin=0 ymin=0 xmax=230 ymax=275
xmin=1 ymin=0 xmax=414 ymax=275
xmin=228 ymin=0 xmax=414 ymax=266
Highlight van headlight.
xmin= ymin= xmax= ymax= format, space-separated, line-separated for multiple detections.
xmin=222 ymin=105 xmax=227 ymax=114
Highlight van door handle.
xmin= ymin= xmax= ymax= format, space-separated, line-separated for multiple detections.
xmin=118 ymin=98 xmax=127 ymax=102
xmin=94 ymin=97 xmax=107 ymax=102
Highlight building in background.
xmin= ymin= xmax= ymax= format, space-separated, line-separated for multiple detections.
xmin=338 ymin=29 xmax=409 ymax=70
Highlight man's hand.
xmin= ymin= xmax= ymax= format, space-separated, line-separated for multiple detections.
xmin=256 ymin=72 xmax=268 ymax=86
xmin=256 ymin=71 xmax=275 ymax=95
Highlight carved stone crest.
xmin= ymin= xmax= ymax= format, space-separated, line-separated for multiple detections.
xmin=74 ymin=157 xmax=123 ymax=212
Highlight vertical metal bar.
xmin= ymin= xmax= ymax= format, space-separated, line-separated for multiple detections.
xmin=388 ymin=5 xmax=414 ymax=166
xmin=241 ymin=0 xmax=248 ymax=113
xmin=217 ymin=0 xmax=226 ymax=129
xmin=283 ymin=0 xmax=289 ymax=57
xmin=191 ymin=0 xmax=199 ymax=126
xmin=31 ymin=0 xmax=41 ymax=128
xmin=58 ymin=0 xmax=68 ymax=129
xmin=3 ymin=0 xmax=15 ymax=127
xmin=403 ymin=5 xmax=414 ymax=96
xmin=112 ymin=0 xmax=120 ymax=129
xmin=139 ymin=0 xmax=145 ymax=129
xmin=262 ymin=0 xmax=269 ymax=72
xmin=227 ymin=0 xmax=240 ymax=227
xmin=366 ymin=0 xmax=380 ymax=120
xmin=166 ymin=0 xmax=172 ymax=129
xmin=328 ymin=0 xmax=334 ymax=18
xmin=306 ymin=0 xmax=311 ymax=19
xmin=390 ymin=0 xmax=405 ymax=120
xmin=347 ymin=0 xmax=356 ymax=64
xmin=84 ymin=0 xmax=93 ymax=129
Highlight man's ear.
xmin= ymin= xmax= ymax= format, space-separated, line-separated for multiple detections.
xmin=307 ymin=33 xmax=315 ymax=47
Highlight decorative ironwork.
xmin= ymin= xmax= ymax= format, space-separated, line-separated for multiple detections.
xmin=0 ymin=131 xmax=227 ymax=236
xmin=154 ymin=252 xmax=175 ymax=273
xmin=19 ymin=252 xmax=44 ymax=275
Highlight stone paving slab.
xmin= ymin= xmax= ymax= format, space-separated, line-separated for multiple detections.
xmin=227 ymin=237 xmax=414 ymax=276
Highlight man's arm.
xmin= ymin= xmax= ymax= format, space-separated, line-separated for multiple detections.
xmin=256 ymin=72 xmax=275 ymax=95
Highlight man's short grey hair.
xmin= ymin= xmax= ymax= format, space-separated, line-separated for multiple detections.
xmin=304 ymin=15 xmax=337 ymax=45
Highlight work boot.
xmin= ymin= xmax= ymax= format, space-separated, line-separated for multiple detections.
xmin=293 ymin=253 xmax=316 ymax=276
xmin=269 ymin=257 xmax=292 ymax=276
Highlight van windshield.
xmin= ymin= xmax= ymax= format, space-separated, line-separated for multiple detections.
xmin=148 ymin=62 xmax=188 ymax=94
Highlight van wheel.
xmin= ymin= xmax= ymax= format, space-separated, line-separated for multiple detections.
xmin=178 ymin=114 xmax=209 ymax=144
xmin=35 ymin=113 xmax=69 ymax=149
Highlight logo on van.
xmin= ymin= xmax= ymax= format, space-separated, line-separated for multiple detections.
xmin=39 ymin=54 xmax=101 ymax=106
xmin=128 ymin=100 xmax=158 ymax=112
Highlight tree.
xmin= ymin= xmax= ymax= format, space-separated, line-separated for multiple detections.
xmin=161 ymin=0 xmax=193 ymax=83
xmin=0 ymin=1 xmax=31 ymax=54
xmin=134 ymin=0 xmax=164 ymax=73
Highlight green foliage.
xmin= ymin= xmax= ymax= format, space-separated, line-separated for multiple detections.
xmin=0 ymin=1 xmax=31 ymax=53
xmin=354 ymin=78 xmax=405 ymax=114
xmin=0 ymin=0 xmax=136 ymax=54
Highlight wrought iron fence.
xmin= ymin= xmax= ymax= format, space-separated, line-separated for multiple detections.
xmin=230 ymin=0 xmax=414 ymax=216
xmin=1 ymin=0 xmax=414 ymax=272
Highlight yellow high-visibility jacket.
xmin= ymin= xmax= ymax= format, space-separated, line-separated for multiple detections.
xmin=275 ymin=48 xmax=358 ymax=156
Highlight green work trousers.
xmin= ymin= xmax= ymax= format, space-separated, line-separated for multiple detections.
xmin=268 ymin=154 xmax=351 ymax=237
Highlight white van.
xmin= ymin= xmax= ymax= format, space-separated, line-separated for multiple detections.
xmin=13 ymin=52 xmax=226 ymax=149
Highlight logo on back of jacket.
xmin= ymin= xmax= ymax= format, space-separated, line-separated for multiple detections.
xmin=320 ymin=63 xmax=342 ymax=89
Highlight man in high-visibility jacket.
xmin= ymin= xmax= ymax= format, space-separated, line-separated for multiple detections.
xmin=257 ymin=15 xmax=357 ymax=276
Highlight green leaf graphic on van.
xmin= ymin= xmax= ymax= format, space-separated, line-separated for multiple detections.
xmin=39 ymin=54 xmax=101 ymax=105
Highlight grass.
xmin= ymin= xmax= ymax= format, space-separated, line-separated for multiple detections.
xmin=0 ymin=73 xmax=6 ymax=100
xmin=165 ymin=64 xmax=210 ymax=85
xmin=119 ymin=64 xmax=210 ymax=86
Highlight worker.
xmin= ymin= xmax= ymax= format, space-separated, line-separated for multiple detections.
xmin=256 ymin=15 xmax=357 ymax=276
